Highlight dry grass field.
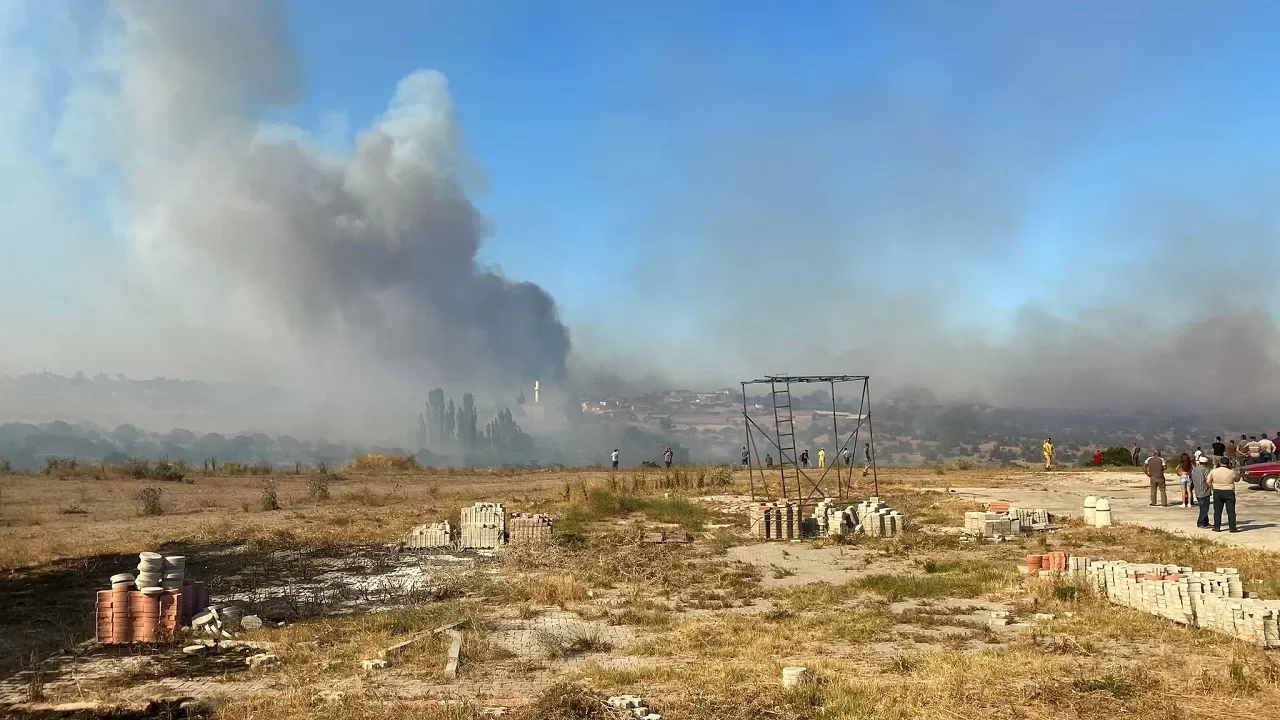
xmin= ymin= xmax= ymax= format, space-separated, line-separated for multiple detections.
xmin=2 ymin=461 xmax=1279 ymax=719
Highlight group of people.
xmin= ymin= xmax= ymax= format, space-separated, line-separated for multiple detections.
xmin=754 ymin=443 xmax=875 ymax=476
xmin=1135 ymin=433 xmax=1277 ymax=533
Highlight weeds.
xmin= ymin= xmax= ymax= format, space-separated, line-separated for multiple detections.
xmin=260 ymin=478 xmax=280 ymax=511
xmin=534 ymin=626 xmax=613 ymax=660
xmin=0 ymin=458 xmax=12 ymax=473
xmin=307 ymin=473 xmax=332 ymax=501
xmin=135 ymin=486 xmax=164 ymax=516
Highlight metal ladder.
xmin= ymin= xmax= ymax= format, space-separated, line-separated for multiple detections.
xmin=771 ymin=380 xmax=799 ymax=497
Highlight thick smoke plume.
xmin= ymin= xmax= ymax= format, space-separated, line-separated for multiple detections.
xmin=42 ymin=1 xmax=569 ymax=399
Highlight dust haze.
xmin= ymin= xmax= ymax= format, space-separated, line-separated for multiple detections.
xmin=1 ymin=0 xmax=1278 ymax=445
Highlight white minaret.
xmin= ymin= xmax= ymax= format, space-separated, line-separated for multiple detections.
xmin=534 ymin=380 xmax=540 ymax=404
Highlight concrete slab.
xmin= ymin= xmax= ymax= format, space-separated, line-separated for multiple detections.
xmin=948 ymin=480 xmax=1280 ymax=550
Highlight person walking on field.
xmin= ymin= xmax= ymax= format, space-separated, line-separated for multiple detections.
xmin=1177 ymin=452 xmax=1194 ymax=508
xmin=663 ymin=446 xmax=673 ymax=469
xmin=1042 ymin=438 xmax=1055 ymax=470
xmin=610 ymin=448 xmax=620 ymax=470
xmin=842 ymin=447 xmax=852 ymax=468
xmin=1093 ymin=449 xmax=1103 ymax=465
xmin=1145 ymin=449 xmax=1168 ymax=507
xmin=818 ymin=447 xmax=826 ymax=469
xmin=740 ymin=446 xmax=749 ymax=467
xmin=862 ymin=442 xmax=873 ymax=477
xmin=799 ymin=449 xmax=809 ymax=468
xmin=1191 ymin=456 xmax=1212 ymax=528
xmin=1208 ymin=456 xmax=1238 ymax=532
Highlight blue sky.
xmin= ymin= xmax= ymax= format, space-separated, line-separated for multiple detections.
xmin=264 ymin=1 xmax=1280 ymax=333
xmin=5 ymin=0 xmax=1280 ymax=403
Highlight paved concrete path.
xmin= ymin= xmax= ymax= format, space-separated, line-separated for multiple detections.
xmin=949 ymin=472 xmax=1280 ymax=551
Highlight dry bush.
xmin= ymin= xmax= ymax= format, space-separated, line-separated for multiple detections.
xmin=260 ymin=478 xmax=280 ymax=511
xmin=135 ymin=486 xmax=163 ymax=516
xmin=501 ymin=574 xmax=590 ymax=607
xmin=307 ymin=473 xmax=333 ymax=500
xmin=343 ymin=453 xmax=420 ymax=473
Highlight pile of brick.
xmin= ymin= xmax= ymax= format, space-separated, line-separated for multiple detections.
xmin=95 ymin=552 xmax=209 ymax=645
xmin=965 ymin=504 xmax=1051 ymax=538
xmin=461 ymin=502 xmax=507 ymax=549
xmin=406 ymin=521 xmax=454 ymax=549
xmin=853 ymin=497 xmax=904 ymax=537
xmin=1031 ymin=556 xmax=1278 ymax=648
xmin=813 ymin=498 xmax=850 ymax=537
xmin=508 ymin=513 xmax=553 ymax=544
xmin=1024 ymin=552 xmax=1079 ymax=575
xmin=606 ymin=695 xmax=661 ymax=720
xmin=749 ymin=501 xmax=802 ymax=540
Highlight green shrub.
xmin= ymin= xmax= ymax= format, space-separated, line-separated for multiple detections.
xmin=120 ymin=457 xmax=151 ymax=479
xmin=1100 ymin=447 xmax=1134 ymax=466
xmin=151 ymin=457 xmax=187 ymax=482
xmin=260 ymin=478 xmax=280 ymax=511
xmin=136 ymin=487 xmax=164 ymax=516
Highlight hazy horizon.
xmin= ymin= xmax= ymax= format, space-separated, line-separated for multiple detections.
xmin=4 ymin=0 xmax=1280 ymax=430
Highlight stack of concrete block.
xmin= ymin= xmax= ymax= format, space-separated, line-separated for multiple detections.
xmin=1043 ymin=557 xmax=1280 ymax=648
xmin=749 ymin=501 xmax=805 ymax=540
xmin=508 ymin=513 xmax=553 ymax=544
xmin=750 ymin=503 xmax=775 ymax=540
xmin=1009 ymin=507 xmax=1050 ymax=529
xmin=812 ymin=499 xmax=851 ymax=537
xmin=607 ymin=695 xmax=661 ymax=720
xmin=854 ymin=497 xmax=903 ymax=537
xmin=461 ymin=502 xmax=507 ymax=549
xmin=406 ymin=521 xmax=454 ymax=549
xmin=966 ymin=512 xmax=1014 ymax=538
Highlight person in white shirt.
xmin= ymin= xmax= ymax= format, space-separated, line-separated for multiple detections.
xmin=610 ymin=449 xmax=620 ymax=470
xmin=1259 ymin=435 xmax=1276 ymax=463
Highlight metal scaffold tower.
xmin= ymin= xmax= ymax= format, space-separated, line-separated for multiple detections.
xmin=740 ymin=374 xmax=879 ymax=503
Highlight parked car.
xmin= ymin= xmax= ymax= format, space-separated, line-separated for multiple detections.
xmin=1240 ymin=461 xmax=1280 ymax=491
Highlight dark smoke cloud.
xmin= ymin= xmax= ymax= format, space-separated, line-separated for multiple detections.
xmin=48 ymin=0 xmax=569 ymax=396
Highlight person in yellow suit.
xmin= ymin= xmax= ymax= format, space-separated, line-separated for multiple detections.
xmin=818 ymin=447 xmax=826 ymax=469
xmin=1043 ymin=438 xmax=1055 ymax=470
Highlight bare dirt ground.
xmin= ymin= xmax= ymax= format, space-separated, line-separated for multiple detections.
xmin=2 ymin=464 xmax=1279 ymax=719
xmin=954 ymin=468 xmax=1280 ymax=549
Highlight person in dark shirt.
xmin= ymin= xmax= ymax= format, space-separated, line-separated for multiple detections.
xmin=1212 ymin=436 xmax=1226 ymax=458
xmin=1131 ymin=442 xmax=1141 ymax=466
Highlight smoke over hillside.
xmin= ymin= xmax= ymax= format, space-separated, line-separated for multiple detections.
xmin=3 ymin=0 xmax=1280 ymax=434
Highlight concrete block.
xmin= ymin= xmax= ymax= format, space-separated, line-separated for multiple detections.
xmin=360 ymin=659 xmax=388 ymax=671
xmin=782 ymin=666 xmax=810 ymax=687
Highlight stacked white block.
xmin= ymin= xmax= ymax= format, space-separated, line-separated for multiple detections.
xmin=460 ymin=502 xmax=507 ymax=549
xmin=607 ymin=695 xmax=661 ymax=720
xmin=1053 ymin=557 xmax=1279 ymax=648
xmin=508 ymin=513 xmax=553 ymax=545
xmin=854 ymin=497 xmax=903 ymax=538
xmin=812 ymin=499 xmax=851 ymax=537
xmin=1009 ymin=507 xmax=1049 ymax=529
xmin=406 ymin=521 xmax=453 ymax=549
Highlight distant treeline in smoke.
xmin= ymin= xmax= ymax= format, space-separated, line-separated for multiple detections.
xmin=0 ymin=421 xmax=400 ymax=472
xmin=415 ymin=388 xmax=533 ymax=464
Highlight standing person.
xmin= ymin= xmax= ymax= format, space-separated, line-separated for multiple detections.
xmin=663 ymin=446 xmax=673 ymax=469
xmin=1178 ymin=452 xmax=1193 ymax=508
xmin=765 ymin=453 xmax=773 ymax=468
xmin=1093 ymin=449 xmax=1103 ymax=465
xmin=1042 ymin=438 xmax=1055 ymax=470
xmin=800 ymin=449 xmax=809 ymax=468
xmin=1259 ymin=434 xmax=1275 ymax=463
xmin=1227 ymin=437 xmax=1239 ymax=466
xmin=818 ymin=447 xmax=826 ymax=469
xmin=1212 ymin=436 xmax=1227 ymax=463
xmin=610 ymin=448 xmax=620 ymax=470
xmin=1193 ymin=447 xmax=1206 ymax=466
xmin=1131 ymin=442 xmax=1142 ymax=467
xmin=1191 ymin=456 xmax=1212 ymax=528
xmin=1208 ymin=456 xmax=1238 ymax=532
xmin=740 ymin=446 xmax=749 ymax=467
xmin=862 ymin=442 xmax=873 ymax=477
xmin=1246 ymin=435 xmax=1262 ymax=465
xmin=1145 ymin=450 xmax=1168 ymax=507
xmin=842 ymin=446 xmax=852 ymax=468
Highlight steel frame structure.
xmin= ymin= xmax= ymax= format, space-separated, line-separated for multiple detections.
xmin=740 ymin=374 xmax=879 ymax=503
